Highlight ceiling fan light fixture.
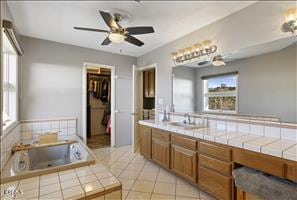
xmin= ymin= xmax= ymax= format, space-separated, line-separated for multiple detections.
xmin=212 ymin=55 xmax=226 ymax=66
xmin=108 ymin=33 xmax=125 ymax=43
xmin=281 ymin=8 xmax=297 ymax=35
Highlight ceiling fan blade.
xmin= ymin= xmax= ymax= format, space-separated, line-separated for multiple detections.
xmin=101 ymin=37 xmax=112 ymax=45
xmin=99 ymin=11 xmax=120 ymax=29
xmin=125 ymin=35 xmax=144 ymax=47
xmin=126 ymin=26 xmax=155 ymax=35
xmin=74 ymin=27 xmax=109 ymax=33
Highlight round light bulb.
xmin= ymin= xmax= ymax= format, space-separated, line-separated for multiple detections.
xmin=108 ymin=33 xmax=125 ymax=43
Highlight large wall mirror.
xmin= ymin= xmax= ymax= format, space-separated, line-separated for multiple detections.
xmin=172 ymin=37 xmax=297 ymax=123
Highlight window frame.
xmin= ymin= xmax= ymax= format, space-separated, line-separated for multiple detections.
xmin=2 ymin=30 xmax=19 ymax=132
xmin=202 ymin=74 xmax=238 ymax=114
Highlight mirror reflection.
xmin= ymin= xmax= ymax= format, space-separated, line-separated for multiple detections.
xmin=172 ymin=37 xmax=297 ymax=123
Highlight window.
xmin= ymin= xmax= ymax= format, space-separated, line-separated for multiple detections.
xmin=2 ymin=32 xmax=18 ymax=129
xmin=203 ymin=73 xmax=238 ymax=113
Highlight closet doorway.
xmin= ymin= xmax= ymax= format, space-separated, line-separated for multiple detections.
xmin=82 ymin=63 xmax=115 ymax=149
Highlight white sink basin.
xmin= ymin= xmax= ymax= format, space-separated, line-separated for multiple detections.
xmin=169 ymin=122 xmax=205 ymax=130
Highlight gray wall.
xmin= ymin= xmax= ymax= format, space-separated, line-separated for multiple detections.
xmin=194 ymin=45 xmax=297 ymax=123
xmin=172 ymin=66 xmax=197 ymax=112
xmin=20 ymin=36 xmax=136 ymax=144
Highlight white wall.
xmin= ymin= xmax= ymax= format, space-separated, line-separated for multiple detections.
xmin=20 ymin=36 xmax=136 ymax=145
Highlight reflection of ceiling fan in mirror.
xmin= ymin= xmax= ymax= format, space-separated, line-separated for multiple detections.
xmin=74 ymin=11 xmax=155 ymax=47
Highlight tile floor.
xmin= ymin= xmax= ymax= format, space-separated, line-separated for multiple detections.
xmin=93 ymin=146 xmax=215 ymax=200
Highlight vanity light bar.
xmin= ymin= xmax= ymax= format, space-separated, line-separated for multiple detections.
xmin=171 ymin=40 xmax=217 ymax=65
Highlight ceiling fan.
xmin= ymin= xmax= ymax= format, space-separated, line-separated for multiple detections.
xmin=74 ymin=11 xmax=155 ymax=47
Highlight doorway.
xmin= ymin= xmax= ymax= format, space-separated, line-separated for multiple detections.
xmin=132 ymin=64 xmax=157 ymax=152
xmin=82 ymin=63 xmax=115 ymax=149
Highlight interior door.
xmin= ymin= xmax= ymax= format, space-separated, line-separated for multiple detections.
xmin=115 ymin=74 xmax=133 ymax=146
xmin=132 ymin=65 xmax=142 ymax=152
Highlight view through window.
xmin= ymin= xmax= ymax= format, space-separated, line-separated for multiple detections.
xmin=2 ymin=32 xmax=18 ymax=129
xmin=203 ymin=74 xmax=237 ymax=113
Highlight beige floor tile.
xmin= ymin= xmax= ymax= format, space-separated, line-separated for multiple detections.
xmin=39 ymin=183 xmax=61 ymax=196
xmin=122 ymin=190 xmax=130 ymax=199
xmin=79 ymin=174 xmax=98 ymax=184
xmin=126 ymin=191 xmax=151 ymax=200
xmin=153 ymin=182 xmax=176 ymax=195
xmin=39 ymin=191 xmax=63 ymax=200
xmin=137 ymin=170 xmax=158 ymax=181
xmin=176 ymin=183 xmax=200 ymax=198
xmin=62 ymin=185 xmax=85 ymax=200
xmin=118 ymin=178 xmax=135 ymax=190
xmin=111 ymin=161 xmax=129 ymax=169
xmin=60 ymin=177 xmax=80 ymax=189
xmin=131 ymin=180 xmax=155 ymax=193
xmin=119 ymin=169 xmax=141 ymax=179
xmin=90 ymin=164 xmax=109 ymax=173
xmin=157 ymin=169 xmax=176 ymax=184
xmin=142 ymin=164 xmax=160 ymax=173
xmin=151 ymin=193 xmax=175 ymax=200
xmin=109 ymin=168 xmax=124 ymax=177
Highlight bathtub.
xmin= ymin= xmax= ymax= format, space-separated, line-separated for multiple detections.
xmin=1 ymin=140 xmax=95 ymax=183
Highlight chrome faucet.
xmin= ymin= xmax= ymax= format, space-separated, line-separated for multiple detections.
xmin=184 ymin=113 xmax=191 ymax=124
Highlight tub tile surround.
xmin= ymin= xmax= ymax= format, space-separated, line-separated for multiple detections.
xmin=1 ymin=123 xmax=21 ymax=171
xmin=0 ymin=164 xmax=122 ymax=200
xmin=0 ymin=118 xmax=77 ymax=172
xmin=21 ymin=118 xmax=77 ymax=140
xmin=141 ymin=113 xmax=297 ymax=161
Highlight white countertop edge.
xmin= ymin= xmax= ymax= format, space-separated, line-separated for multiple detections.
xmin=138 ymin=120 xmax=297 ymax=162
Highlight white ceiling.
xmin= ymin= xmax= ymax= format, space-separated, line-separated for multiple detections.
xmin=7 ymin=1 xmax=255 ymax=57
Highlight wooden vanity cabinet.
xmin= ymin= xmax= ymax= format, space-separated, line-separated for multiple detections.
xmin=171 ymin=134 xmax=197 ymax=183
xmin=198 ymin=141 xmax=233 ymax=200
xmin=152 ymin=128 xmax=171 ymax=169
xmin=139 ymin=125 xmax=152 ymax=159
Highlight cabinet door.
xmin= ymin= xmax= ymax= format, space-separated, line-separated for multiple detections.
xmin=199 ymin=166 xmax=232 ymax=200
xmin=139 ymin=125 xmax=152 ymax=159
xmin=171 ymin=145 xmax=197 ymax=183
xmin=152 ymin=138 xmax=170 ymax=169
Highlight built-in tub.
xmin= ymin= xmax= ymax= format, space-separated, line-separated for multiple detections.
xmin=1 ymin=141 xmax=95 ymax=183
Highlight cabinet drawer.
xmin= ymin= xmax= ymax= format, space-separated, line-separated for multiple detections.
xmin=171 ymin=134 xmax=197 ymax=151
xmin=199 ymin=166 xmax=232 ymax=200
xmin=199 ymin=142 xmax=232 ymax=162
xmin=152 ymin=128 xmax=170 ymax=142
xmin=199 ymin=154 xmax=232 ymax=176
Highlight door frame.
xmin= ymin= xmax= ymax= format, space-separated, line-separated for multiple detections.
xmin=82 ymin=62 xmax=116 ymax=147
xmin=132 ymin=63 xmax=157 ymax=152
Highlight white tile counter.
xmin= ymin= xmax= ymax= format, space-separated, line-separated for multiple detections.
xmin=139 ymin=120 xmax=297 ymax=162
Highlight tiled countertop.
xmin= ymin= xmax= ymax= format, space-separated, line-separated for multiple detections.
xmin=139 ymin=120 xmax=297 ymax=162
xmin=1 ymin=164 xmax=121 ymax=200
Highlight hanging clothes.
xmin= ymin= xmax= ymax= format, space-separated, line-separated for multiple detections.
xmin=99 ymin=79 xmax=109 ymax=102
